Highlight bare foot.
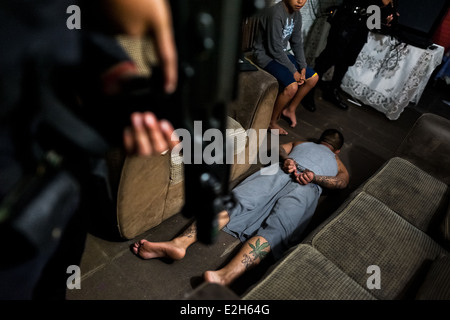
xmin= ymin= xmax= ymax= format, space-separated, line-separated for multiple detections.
xmin=282 ymin=109 xmax=297 ymax=128
xmin=268 ymin=123 xmax=288 ymax=136
xmin=132 ymin=239 xmax=186 ymax=260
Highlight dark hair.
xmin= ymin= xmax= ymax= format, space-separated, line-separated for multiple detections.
xmin=319 ymin=129 xmax=344 ymax=151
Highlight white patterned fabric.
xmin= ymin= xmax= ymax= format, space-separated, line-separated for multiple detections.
xmin=341 ymin=32 xmax=444 ymax=120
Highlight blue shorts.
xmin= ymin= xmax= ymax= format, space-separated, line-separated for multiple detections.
xmin=264 ymin=54 xmax=317 ymax=89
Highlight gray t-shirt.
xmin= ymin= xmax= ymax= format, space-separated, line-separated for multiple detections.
xmin=253 ymin=1 xmax=307 ymax=74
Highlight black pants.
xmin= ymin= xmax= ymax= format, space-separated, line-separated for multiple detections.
xmin=315 ymin=8 xmax=369 ymax=89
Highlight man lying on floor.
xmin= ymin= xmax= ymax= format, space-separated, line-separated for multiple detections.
xmin=132 ymin=129 xmax=350 ymax=286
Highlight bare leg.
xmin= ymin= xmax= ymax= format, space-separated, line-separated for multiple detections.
xmin=204 ymin=236 xmax=270 ymax=286
xmin=269 ymin=83 xmax=298 ymax=135
xmin=282 ymin=74 xmax=318 ymax=128
xmin=133 ymin=210 xmax=230 ymax=260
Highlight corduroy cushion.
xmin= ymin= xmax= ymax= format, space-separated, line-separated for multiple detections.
xmin=226 ymin=116 xmax=247 ymax=156
xmin=361 ymin=157 xmax=448 ymax=232
xmin=311 ymin=192 xmax=445 ymax=300
xmin=415 ymin=255 xmax=450 ymax=300
xmin=117 ymin=153 xmax=170 ymax=239
xmin=227 ymin=66 xmax=277 ymax=132
xmin=116 ymin=35 xmax=157 ymax=76
xmin=243 ymin=244 xmax=376 ymax=300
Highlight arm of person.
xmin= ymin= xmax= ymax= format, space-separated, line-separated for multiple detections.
xmin=289 ymin=15 xmax=307 ymax=74
xmin=266 ymin=11 xmax=298 ymax=75
xmin=296 ymin=155 xmax=349 ymax=190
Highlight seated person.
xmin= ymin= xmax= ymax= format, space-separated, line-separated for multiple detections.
xmin=133 ymin=129 xmax=350 ymax=286
xmin=252 ymin=0 xmax=318 ymax=135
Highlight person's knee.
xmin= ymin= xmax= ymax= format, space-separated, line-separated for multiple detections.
xmin=218 ymin=210 xmax=230 ymax=225
xmin=283 ymin=82 xmax=298 ymax=99
xmin=306 ymin=74 xmax=319 ymax=88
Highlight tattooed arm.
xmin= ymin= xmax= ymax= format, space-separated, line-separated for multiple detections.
xmin=296 ymin=155 xmax=349 ymax=190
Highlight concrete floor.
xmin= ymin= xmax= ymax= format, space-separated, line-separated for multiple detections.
xmin=64 ymin=80 xmax=449 ymax=300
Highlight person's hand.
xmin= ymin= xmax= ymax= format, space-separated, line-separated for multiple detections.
xmin=385 ymin=12 xmax=399 ymax=27
xmin=123 ymin=112 xmax=179 ymax=156
xmin=294 ymin=71 xmax=304 ymax=85
xmin=295 ymin=69 xmax=306 ymax=85
xmin=386 ymin=14 xmax=394 ymax=26
xmin=299 ymin=68 xmax=306 ymax=84
xmin=282 ymin=158 xmax=297 ymax=174
xmin=295 ymin=169 xmax=315 ymax=185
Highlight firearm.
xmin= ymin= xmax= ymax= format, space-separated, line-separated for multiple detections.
xmin=169 ymin=0 xmax=258 ymax=244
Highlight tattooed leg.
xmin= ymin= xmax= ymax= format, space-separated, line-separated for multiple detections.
xmin=204 ymin=236 xmax=271 ymax=286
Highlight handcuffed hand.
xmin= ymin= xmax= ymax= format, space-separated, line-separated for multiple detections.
xmin=295 ymin=169 xmax=315 ymax=185
xmin=283 ymin=158 xmax=297 ymax=174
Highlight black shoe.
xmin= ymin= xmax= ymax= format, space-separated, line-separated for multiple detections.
xmin=324 ymin=88 xmax=348 ymax=110
xmin=302 ymin=88 xmax=316 ymax=112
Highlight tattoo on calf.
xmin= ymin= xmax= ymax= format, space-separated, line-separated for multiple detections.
xmin=241 ymin=239 xmax=270 ymax=270
xmin=241 ymin=254 xmax=255 ymax=270
xmin=181 ymin=224 xmax=197 ymax=238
